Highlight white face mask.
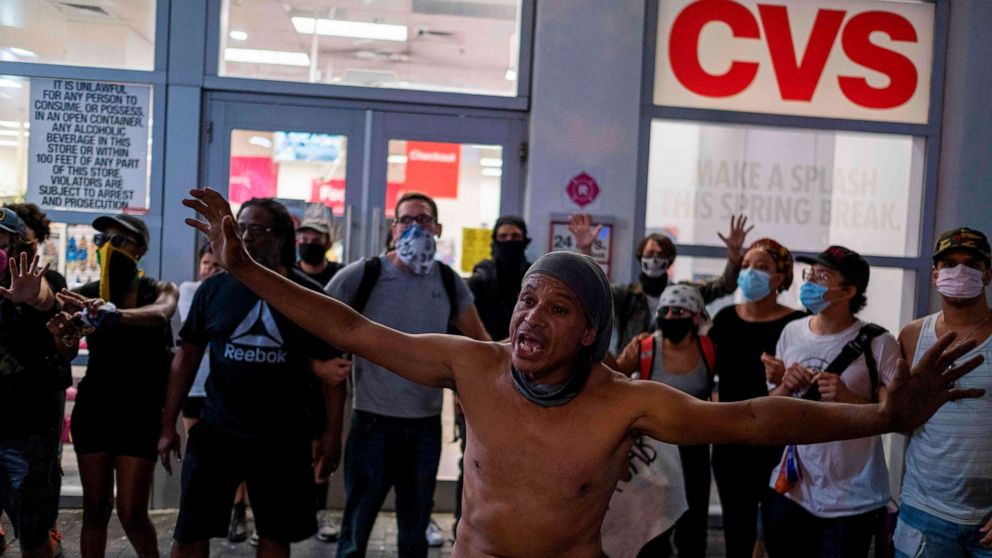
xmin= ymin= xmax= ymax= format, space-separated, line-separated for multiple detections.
xmin=641 ymin=256 xmax=670 ymax=278
xmin=936 ymin=264 xmax=987 ymax=300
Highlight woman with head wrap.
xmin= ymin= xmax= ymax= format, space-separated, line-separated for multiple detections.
xmin=708 ymin=238 xmax=805 ymax=558
xmin=614 ymin=284 xmax=716 ymax=558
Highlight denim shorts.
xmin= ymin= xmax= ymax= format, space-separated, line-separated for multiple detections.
xmin=895 ymin=504 xmax=992 ymax=558
xmin=0 ymin=434 xmax=58 ymax=551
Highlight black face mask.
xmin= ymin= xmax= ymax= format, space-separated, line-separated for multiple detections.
xmin=640 ymin=273 xmax=668 ymax=297
xmin=298 ymin=243 xmax=327 ymax=266
xmin=103 ymin=249 xmax=139 ymax=305
xmin=657 ymin=317 xmax=694 ymax=344
xmin=492 ymin=240 xmax=528 ymax=263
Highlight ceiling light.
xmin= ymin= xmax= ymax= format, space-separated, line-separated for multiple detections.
xmin=8 ymin=47 xmax=37 ymax=59
xmin=0 ymin=120 xmax=21 ymax=128
xmin=481 ymin=168 xmax=503 ymax=177
xmin=387 ymin=155 xmax=408 ymax=164
xmin=479 ymin=157 xmax=502 ymax=167
xmin=229 ymin=30 xmax=248 ymax=41
xmin=291 ymin=16 xmax=408 ymax=42
xmin=0 ymin=140 xmax=17 ymax=147
xmin=224 ymin=48 xmax=310 ymax=67
xmin=0 ymin=78 xmax=23 ymax=89
xmin=248 ymin=135 xmax=272 ymax=149
xmin=0 ymin=130 xmax=18 ymax=137
xmin=504 ymin=68 xmax=517 ymax=81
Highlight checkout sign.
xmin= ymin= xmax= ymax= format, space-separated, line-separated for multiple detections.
xmin=655 ymin=0 xmax=934 ymax=124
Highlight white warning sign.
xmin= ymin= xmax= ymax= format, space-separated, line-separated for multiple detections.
xmin=28 ymin=78 xmax=151 ymax=213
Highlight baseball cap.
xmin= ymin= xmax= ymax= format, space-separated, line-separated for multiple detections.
xmin=0 ymin=208 xmax=28 ymax=239
xmin=297 ymin=219 xmax=330 ymax=236
xmin=92 ymin=214 xmax=150 ymax=247
xmin=797 ymin=245 xmax=870 ymax=293
xmin=932 ymin=227 xmax=991 ymax=264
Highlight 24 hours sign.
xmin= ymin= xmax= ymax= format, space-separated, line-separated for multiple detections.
xmin=28 ymin=78 xmax=151 ymax=213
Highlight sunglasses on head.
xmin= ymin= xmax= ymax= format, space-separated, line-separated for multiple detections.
xmin=93 ymin=233 xmax=137 ymax=249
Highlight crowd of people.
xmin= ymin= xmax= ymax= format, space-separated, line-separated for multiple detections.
xmin=0 ymin=191 xmax=987 ymax=558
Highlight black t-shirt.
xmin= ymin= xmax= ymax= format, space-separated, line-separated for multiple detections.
xmin=180 ymin=269 xmax=336 ymax=438
xmin=74 ymin=277 xmax=174 ymax=418
xmin=0 ymin=269 xmax=72 ymax=436
xmin=295 ymin=260 xmax=343 ymax=289
xmin=708 ymin=305 xmax=806 ymax=402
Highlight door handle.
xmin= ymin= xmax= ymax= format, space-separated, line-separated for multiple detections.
xmin=370 ymin=208 xmax=383 ymax=256
xmin=343 ymin=204 xmax=354 ymax=263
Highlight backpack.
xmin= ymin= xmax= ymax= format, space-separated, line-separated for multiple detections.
xmin=802 ymin=323 xmax=887 ymax=403
xmin=638 ymin=334 xmax=716 ymax=381
xmin=350 ymin=257 xmax=459 ymax=326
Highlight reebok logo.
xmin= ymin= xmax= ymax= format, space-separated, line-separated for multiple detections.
xmin=224 ymin=301 xmax=287 ymax=364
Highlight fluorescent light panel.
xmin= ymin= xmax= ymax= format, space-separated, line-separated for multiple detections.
xmin=387 ymin=155 xmax=408 ymax=164
xmin=229 ymin=30 xmax=248 ymax=41
xmin=291 ymin=17 xmax=408 ymax=42
xmin=479 ymin=157 xmax=502 ymax=167
xmin=225 ymin=48 xmax=310 ymax=67
xmin=481 ymin=168 xmax=503 ymax=177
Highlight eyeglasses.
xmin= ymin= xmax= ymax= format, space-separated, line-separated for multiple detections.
xmin=238 ymin=223 xmax=274 ymax=236
xmin=658 ymin=306 xmax=692 ymax=318
xmin=801 ymin=268 xmax=838 ymax=283
xmin=394 ymin=214 xmax=435 ymax=227
xmin=93 ymin=233 xmax=137 ymax=249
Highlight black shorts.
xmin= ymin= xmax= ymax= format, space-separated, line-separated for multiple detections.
xmin=181 ymin=396 xmax=205 ymax=420
xmin=174 ymin=422 xmax=316 ymax=544
xmin=70 ymin=399 xmax=159 ymax=461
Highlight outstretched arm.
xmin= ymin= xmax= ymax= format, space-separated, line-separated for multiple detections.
xmin=632 ymin=332 xmax=984 ymax=445
xmin=182 ymin=188 xmax=481 ymax=390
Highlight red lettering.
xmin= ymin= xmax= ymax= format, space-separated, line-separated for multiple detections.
xmin=669 ymin=0 xmax=760 ymax=97
xmin=759 ymin=5 xmax=845 ymax=101
xmin=838 ymin=11 xmax=918 ymax=109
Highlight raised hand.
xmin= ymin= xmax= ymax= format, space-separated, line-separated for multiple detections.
xmin=761 ymin=352 xmax=785 ymax=385
xmin=0 ymin=252 xmax=50 ymax=305
xmin=182 ymin=188 xmax=250 ymax=273
xmin=717 ymin=214 xmax=753 ymax=263
xmin=883 ymin=332 xmax=985 ymax=432
xmin=567 ymin=213 xmax=602 ymax=254
xmin=56 ymin=289 xmax=105 ymax=316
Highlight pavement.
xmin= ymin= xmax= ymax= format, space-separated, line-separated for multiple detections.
xmin=0 ymin=510 xmax=730 ymax=557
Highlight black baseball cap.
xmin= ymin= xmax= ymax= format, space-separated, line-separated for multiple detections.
xmin=797 ymin=245 xmax=870 ymax=293
xmin=0 ymin=208 xmax=28 ymax=239
xmin=92 ymin=214 xmax=150 ymax=247
xmin=932 ymin=227 xmax=991 ymax=265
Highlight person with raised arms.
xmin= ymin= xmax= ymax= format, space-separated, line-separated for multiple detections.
xmin=181 ymin=187 xmax=984 ymax=558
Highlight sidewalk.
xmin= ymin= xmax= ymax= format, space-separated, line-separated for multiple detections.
xmin=0 ymin=510 xmax=729 ymax=557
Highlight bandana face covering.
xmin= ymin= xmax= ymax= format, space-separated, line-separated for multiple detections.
xmin=936 ymin=264 xmax=986 ymax=299
xmin=395 ymin=223 xmax=437 ymax=276
xmin=641 ymin=256 xmax=670 ymax=278
xmin=510 ymin=364 xmax=591 ymax=408
xmin=97 ymin=243 xmax=141 ymax=304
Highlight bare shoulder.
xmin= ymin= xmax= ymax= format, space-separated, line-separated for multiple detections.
xmin=898 ymin=317 xmax=926 ymax=361
xmin=589 ymin=363 xmax=691 ymax=427
xmin=450 ymin=339 xmax=513 ymax=385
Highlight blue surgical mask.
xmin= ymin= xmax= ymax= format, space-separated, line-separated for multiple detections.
xmin=395 ymin=223 xmax=436 ymax=275
xmin=737 ymin=268 xmax=772 ymax=302
xmin=799 ymin=281 xmax=832 ymax=314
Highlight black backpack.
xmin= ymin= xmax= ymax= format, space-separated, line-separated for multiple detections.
xmin=350 ymin=257 xmax=459 ymax=327
xmin=803 ymin=323 xmax=887 ymax=402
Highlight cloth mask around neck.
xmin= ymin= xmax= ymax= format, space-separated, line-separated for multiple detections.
xmin=97 ymin=243 xmax=141 ymax=304
xmin=510 ymin=363 xmax=591 ymax=408
xmin=936 ymin=264 xmax=987 ymax=299
xmin=799 ymin=281 xmax=832 ymax=314
xmin=298 ymin=243 xmax=327 ymax=266
xmin=396 ymin=223 xmax=437 ymax=275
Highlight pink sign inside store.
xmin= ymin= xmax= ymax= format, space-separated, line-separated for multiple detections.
xmin=566 ymin=172 xmax=600 ymax=208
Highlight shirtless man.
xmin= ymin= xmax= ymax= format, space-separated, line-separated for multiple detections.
xmin=182 ymin=188 xmax=984 ymax=558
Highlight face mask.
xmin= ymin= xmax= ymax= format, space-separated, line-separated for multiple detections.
xmin=738 ymin=268 xmax=773 ymax=302
xmin=298 ymin=243 xmax=326 ymax=266
xmin=395 ymin=223 xmax=436 ymax=276
xmin=97 ymin=243 xmax=140 ymax=303
xmin=641 ymin=256 xmax=670 ymax=278
xmin=0 ymin=248 xmax=8 ymax=279
xmin=936 ymin=264 xmax=987 ymax=299
xmin=492 ymin=240 xmax=527 ymax=263
xmin=657 ymin=317 xmax=694 ymax=344
xmin=799 ymin=281 xmax=832 ymax=314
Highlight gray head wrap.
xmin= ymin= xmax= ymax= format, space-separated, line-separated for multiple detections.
xmin=522 ymin=251 xmax=614 ymax=362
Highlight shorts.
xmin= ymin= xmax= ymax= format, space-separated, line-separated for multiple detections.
xmin=70 ymin=398 xmax=160 ymax=461
xmin=174 ymin=422 xmax=317 ymax=544
xmin=0 ymin=434 xmax=58 ymax=551
xmin=181 ymin=396 xmax=206 ymax=420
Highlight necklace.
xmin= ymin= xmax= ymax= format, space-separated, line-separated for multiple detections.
xmin=939 ymin=309 xmax=992 ymax=349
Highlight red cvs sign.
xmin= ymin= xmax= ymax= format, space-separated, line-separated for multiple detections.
xmin=566 ymin=172 xmax=600 ymax=208
xmin=656 ymin=0 xmax=933 ymax=124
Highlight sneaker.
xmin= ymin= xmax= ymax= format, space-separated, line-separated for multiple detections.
xmin=425 ymin=519 xmax=444 ymax=548
xmin=315 ymin=510 xmax=339 ymax=543
xmin=49 ymin=529 xmax=64 ymax=558
xmin=0 ymin=526 xmax=6 ymax=555
xmin=227 ymin=503 xmax=248 ymax=543
xmin=248 ymin=530 xmax=259 ymax=547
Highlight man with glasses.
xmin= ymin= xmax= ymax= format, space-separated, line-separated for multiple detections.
xmin=894 ymin=228 xmax=992 ymax=557
xmin=764 ymin=246 xmax=901 ymax=558
xmin=159 ymin=198 xmax=344 ymax=558
xmin=325 ymin=192 xmax=490 ymax=558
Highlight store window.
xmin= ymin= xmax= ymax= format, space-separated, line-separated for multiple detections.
xmin=218 ymin=0 xmax=522 ymax=97
xmin=0 ymin=1 xmax=156 ymax=70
